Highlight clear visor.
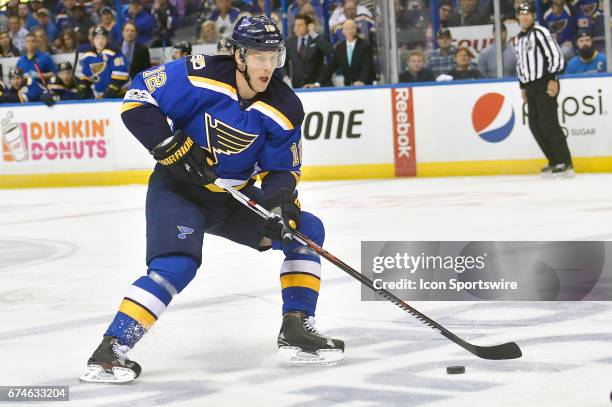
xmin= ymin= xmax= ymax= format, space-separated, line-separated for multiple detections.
xmin=244 ymin=46 xmax=286 ymax=69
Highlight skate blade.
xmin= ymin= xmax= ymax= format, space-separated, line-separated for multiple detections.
xmin=555 ymin=170 xmax=575 ymax=179
xmin=540 ymin=172 xmax=554 ymax=179
xmin=79 ymin=364 xmax=137 ymax=384
xmin=277 ymin=346 xmax=344 ymax=367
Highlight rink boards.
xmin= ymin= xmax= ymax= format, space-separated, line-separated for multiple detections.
xmin=1 ymin=74 xmax=612 ymax=188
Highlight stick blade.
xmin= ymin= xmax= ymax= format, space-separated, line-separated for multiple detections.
xmin=474 ymin=341 xmax=522 ymax=360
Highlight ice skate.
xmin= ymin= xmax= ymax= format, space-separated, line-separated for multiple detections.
xmin=80 ymin=336 xmax=142 ymax=384
xmin=277 ymin=311 xmax=344 ymax=366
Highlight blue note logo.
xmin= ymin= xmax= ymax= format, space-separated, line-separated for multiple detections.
xmin=177 ymin=226 xmax=194 ymax=239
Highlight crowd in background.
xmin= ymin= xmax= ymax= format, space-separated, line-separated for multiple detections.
xmin=0 ymin=0 xmax=608 ymax=104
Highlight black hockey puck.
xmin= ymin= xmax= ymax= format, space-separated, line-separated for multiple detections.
xmin=446 ymin=366 xmax=465 ymax=374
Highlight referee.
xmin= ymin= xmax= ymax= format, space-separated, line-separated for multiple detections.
xmin=515 ymin=2 xmax=574 ymax=178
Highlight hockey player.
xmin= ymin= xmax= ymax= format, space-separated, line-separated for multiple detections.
xmin=42 ymin=61 xmax=80 ymax=103
xmin=78 ymin=27 xmax=129 ymax=99
xmin=171 ymin=40 xmax=191 ymax=60
xmin=80 ymin=15 xmax=344 ymax=384
xmin=0 ymin=66 xmax=44 ymax=103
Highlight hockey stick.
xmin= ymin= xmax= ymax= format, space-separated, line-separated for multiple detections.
xmin=213 ymin=178 xmax=522 ymax=360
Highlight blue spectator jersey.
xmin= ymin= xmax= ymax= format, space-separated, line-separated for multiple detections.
xmin=121 ymin=55 xmax=303 ymax=189
xmin=16 ymin=50 xmax=57 ymax=78
xmin=543 ymin=5 xmax=588 ymax=44
xmin=565 ymin=51 xmax=607 ymax=73
xmin=125 ymin=11 xmax=156 ymax=45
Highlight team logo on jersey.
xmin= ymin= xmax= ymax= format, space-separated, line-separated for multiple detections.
xmin=177 ymin=226 xmax=194 ymax=239
xmin=548 ymin=19 xmax=568 ymax=35
xmin=472 ymin=93 xmax=515 ymax=143
xmin=203 ymin=113 xmax=258 ymax=164
xmin=89 ymin=61 xmax=107 ymax=83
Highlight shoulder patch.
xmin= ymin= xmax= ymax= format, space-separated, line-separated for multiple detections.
xmin=186 ymin=55 xmax=238 ymax=100
xmin=250 ymin=77 xmax=304 ymax=130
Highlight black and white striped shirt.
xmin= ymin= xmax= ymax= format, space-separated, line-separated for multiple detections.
xmin=514 ymin=24 xmax=564 ymax=86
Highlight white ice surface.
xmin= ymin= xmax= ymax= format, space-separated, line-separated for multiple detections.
xmin=1 ymin=175 xmax=611 ymax=407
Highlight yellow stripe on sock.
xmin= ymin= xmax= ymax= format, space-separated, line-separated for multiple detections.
xmin=118 ymin=299 xmax=157 ymax=329
xmin=280 ymin=273 xmax=320 ymax=293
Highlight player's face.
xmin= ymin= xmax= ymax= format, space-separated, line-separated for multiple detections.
xmin=59 ymin=69 xmax=73 ymax=84
xmin=245 ymin=50 xmax=281 ymax=91
xmin=518 ymin=12 xmax=534 ymax=28
xmin=93 ymin=34 xmax=108 ymax=51
xmin=10 ymin=76 xmax=23 ymax=89
xmin=172 ymin=49 xmax=183 ymax=60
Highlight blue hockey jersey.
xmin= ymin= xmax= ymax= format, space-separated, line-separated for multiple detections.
xmin=0 ymin=78 xmax=44 ymax=103
xmin=543 ymin=5 xmax=589 ymax=44
xmin=121 ymin=55 xmax=303 ymax=192
xmin=79 ymin=47 xmax=130 ymax=97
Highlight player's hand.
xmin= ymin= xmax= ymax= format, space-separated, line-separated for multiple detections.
xmin=521 ymin=88 xmax=527 ymax=103
xmin=40 ymin=91 xmax=57 ymax=107
xmin=546 ymin=80 xmax=559 ymax=97
xmin=262 ymin=188 xmax=301 ymax=244
xmin=151 ymin=130 xmax=217 ymax=186
xmin=103 ymin=84 xmax=120 ymax=99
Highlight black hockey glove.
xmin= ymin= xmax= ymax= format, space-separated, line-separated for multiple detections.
xmin=40 ymin=91 xmax=57 ymax=107
xmin=103 ymin=84 xmax=120 ymax=99
xmin=151 ymin=130 xmax=217 ymax=186
xmin=262 ymin=188 xmax=301 ymax=244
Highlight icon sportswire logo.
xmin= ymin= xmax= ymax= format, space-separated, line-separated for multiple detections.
xmin=472 ymin=93 xmax=515 ymax=143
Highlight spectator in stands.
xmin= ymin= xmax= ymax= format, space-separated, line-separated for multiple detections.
xmin=171 ymin=40 xmax=191 ymax=60
xmin=0 ymin=14 xmax=7 ymax=34
xmin=170 ymin=0 xmax=185 ymax=18
xmin=0 ymin=30 xmax=20 ymax=57
xmin=5 ymin=0 xmax=20 ymax=18
xmin=544 ymin=0 xmax=581 ymax=60
xmin=89 ymin=0 xmax=105 ymax=25
xmin=54 ymin=28 xmax=77 ymax=53
xmin=247 ymin=0 xmax=267 ymax=15
xmin=310 ymin=18 xmax=374 ymax=87
xmin=565 ymin=30 xmax=607 ymax=73
xmin=8 ymin=16 xmax=29 ymax=53
xmin=32 ymin=27 xmax=53 ymax=54
xmin=216 ymin=37 xmax=232 ymax=55
xmin=126 ymin=0 xmax=156 ymax=46
xmin=285 ymin=13 xmax=332 ymax=88
xmin=45 ymin=61 xmax=79 ymax=101
xmin=34 ymin=8 xmax=58 ymax=42
xmin=196 ymin=20 xmax=219 ymax=44
xmin=477 ymin=23 xmax=517 ymax=77
xmin=447 ymin=0 xmax=491 ymax=26
xmin=438 ymin=0 xmax=459 ymax=28
xmin=288 ymin=0 xmax=324 ymax=32
xmin=332 ymin=0 xmax=376 ymax=44
xmin=399 ymin=50 xmax=435 ymax=82
xmin=30 ymin=0 xmax=45 ymax=15
xmin=16 ymin=33 xmax=57 ymax=81
xmin=428 ymin=28 xmax=457 ymax=76
xmin=56 ymin=0 xmax=77 ymax=34
xmin=71 ymin=2 xmax=93 ymax=45
xmin=152 ymin=0 xmax=179 ymax=46
xmin=395 ymin=0 xmax=428 ymax=29
xmin=328 ymin=0 xmax=372 ymax=30
xmin=77 ymin=26 xmax=96 ymax=52
xmin=100 ymin=7 xmax=120 ymax=46
xmin=209 ymin=0 xmax=240 ymax=39
xmin=121 ymin=21 xmax=150 ymax=78
xmin=18 ymin=3 xmax=38 ymax=31
xmin=443 ymin=47 xmax=483 ymax=80
xmin=0 ymin=66 xmax=43 ymax=103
